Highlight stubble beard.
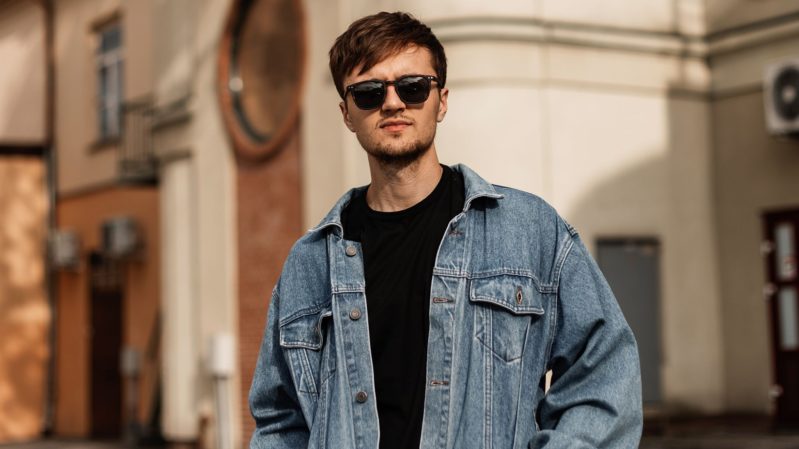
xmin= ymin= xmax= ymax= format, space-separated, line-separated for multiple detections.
xmin=360 ymin=131 xmax=435 ymax=171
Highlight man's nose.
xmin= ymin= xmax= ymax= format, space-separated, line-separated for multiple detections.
xmin=381 ymin=84 xmax=406 ymax=111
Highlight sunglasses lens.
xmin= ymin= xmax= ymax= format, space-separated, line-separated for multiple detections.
xmin=350 ymin=81 xmax=385 ymax=110
xmin=396 ymin=76 xmax=431 ymax=104
xmin=347 ymin=76 xmax=436 ymax=110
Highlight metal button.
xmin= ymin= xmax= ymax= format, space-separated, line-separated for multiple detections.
xmin=349 ymin=308 xmax=362 ymax=320
xmin=355 ymin=391 xmax=368 ymax=403
xmin=345 ymin=246 xmax=357 ymax=257
xmin=516 ymin=287 xmax=523 ymax=304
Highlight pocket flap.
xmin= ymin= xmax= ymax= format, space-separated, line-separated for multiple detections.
xmin=279 ymin=308 xmax=332 ymax=350
xmin=469 ymin=274 xmax=545 ymax=315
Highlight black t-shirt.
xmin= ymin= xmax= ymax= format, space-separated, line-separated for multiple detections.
xmin=342 ymin=164 xmax=465 ymax=449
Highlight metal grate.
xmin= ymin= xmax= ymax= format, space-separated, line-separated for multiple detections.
xmin=120 ymin=100 xmax=158 ymax=184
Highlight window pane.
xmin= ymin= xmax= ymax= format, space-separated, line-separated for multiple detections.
xmin=100 ymin=26 xmax=121 ymax=53
xmin=100 ymin=106 xmax=109 ymax=138
xmin=96 ymin=24 xmax=122 ymax=139
xmin=779 ymin=287 xmax=799 ymax=351
xmin=776 ymin=223 xmax=797 ymax=281
xmin=107 ymin=62 xmax=118 ymax=134
xmin=99 ymin=65 xmax=112 ymax=138
xmin=99 ymin=65 xmax=108 ymax=99
xmin=108 ymin=104 xmax=119 ymax=137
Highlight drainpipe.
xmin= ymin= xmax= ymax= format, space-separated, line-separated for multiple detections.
xmin=39 ymin=0 xmax=59 ymax=436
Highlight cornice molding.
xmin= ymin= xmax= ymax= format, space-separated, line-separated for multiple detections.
xmin=707 ymin=16 xmax=799 ymax=58
xmin=429 ymin=14 xmax=799 ymax=59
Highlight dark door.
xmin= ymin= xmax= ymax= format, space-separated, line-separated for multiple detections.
xmin=89 ymin=252 xmax=123 ymax=438
xmin=763 ymin=210 xmax=799 ymax=428
xmin=597 ymin=238 xmax=662 ymax=405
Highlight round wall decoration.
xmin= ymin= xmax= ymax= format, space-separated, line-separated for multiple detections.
xmin=218 ymin=0 xmax=305 ymax=163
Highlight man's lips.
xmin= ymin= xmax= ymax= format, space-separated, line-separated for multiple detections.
xmin=379 ymin=120 xmax=412 ymax=132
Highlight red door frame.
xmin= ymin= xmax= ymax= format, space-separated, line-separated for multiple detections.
xmin=763 ymin=208 xmax=799 ymax=429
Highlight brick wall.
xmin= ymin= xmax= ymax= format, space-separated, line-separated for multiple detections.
xmin=237 ymin=125 xmax=303 ymax=442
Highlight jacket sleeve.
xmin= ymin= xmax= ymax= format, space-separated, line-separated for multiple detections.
xmin=528 ymin=232 xmax=643 ymax=448
xmin=249 ymin=285 xmax=310 ymax=449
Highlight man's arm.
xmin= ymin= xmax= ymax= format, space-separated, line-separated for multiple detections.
xmin=249 ymin=286 xmax=310 ymax=449
xmin=529 ymin=232 xmax=643 ymax=448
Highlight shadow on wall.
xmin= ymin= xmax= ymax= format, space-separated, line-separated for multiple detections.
xmin=562 ymin=84 xmax=772 ymax=415
xmin=0 ymin=157 xmax=50 ymax=441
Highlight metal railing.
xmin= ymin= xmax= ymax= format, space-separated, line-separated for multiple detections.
xmin=120 ymin=100 xmax=158 ymax=184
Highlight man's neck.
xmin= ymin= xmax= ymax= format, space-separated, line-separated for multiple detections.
xmin=365 ymin=148 xmax=443 ymax=212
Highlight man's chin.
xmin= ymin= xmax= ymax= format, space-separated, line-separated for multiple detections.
xmin=366 ymin=142 xmax=431 ymax=167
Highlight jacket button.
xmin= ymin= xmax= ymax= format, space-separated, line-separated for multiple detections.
xmin=345 ymin=246 xmax=357 ymax=257
xmin=355 ymin=391 xmax=368 ymax=403
xmin=349 ymin=308 xmax=361 ymax=320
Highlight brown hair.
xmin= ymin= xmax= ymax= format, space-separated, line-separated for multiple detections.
xmin=328 ymin=11 xmax=447 ymax=99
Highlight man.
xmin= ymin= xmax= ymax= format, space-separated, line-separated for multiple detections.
xmin=249 ymin=11 xmax=642 ymax=449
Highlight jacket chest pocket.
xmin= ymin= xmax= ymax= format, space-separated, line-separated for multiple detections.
xmin=470 ymin=274 xmax=545 ymax=363
xmin=279 ymin=307 xmax=335 ymax=395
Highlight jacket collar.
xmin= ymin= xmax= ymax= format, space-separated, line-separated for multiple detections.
xmin=308 ymin=163 xmax=504 ymax=236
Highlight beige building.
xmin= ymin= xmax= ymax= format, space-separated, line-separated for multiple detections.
xmin=1 ymin=0 xmax=799 ymax=446
xmin=0 ymin=0 xmax=50 ymax=442
xmin=304 ymin=0 xmax=799 ymax=421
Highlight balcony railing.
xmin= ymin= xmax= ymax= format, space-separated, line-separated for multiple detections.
xmin=120 ymin=100 xmax=158 ymax=184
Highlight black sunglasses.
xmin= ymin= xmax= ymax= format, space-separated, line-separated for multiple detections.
xmin=345 ymin=75 xmax=440 ymax=110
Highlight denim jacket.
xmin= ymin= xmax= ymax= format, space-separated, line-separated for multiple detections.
xmin=249 ymin=164 xmax=642 ymax=449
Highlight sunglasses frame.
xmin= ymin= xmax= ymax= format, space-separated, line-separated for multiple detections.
xmin=344 ymin=75 xmax=440 ymax=110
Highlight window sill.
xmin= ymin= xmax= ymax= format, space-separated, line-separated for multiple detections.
xmin=89 ymin=136 xmax=121 ymax=153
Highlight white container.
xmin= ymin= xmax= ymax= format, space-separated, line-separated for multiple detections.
xmin=208 ymin=333 xmax=235 ymax=378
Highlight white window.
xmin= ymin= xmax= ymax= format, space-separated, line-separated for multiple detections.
xmin=96 ymin=23 xmax=123 ymax=140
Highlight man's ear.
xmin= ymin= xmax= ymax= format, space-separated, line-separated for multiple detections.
xmin=436 ymin=87 xmax=449 ymax=122
xmin=339 ymin=101 xmax=356 ymax=132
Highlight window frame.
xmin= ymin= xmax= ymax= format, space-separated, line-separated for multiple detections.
xmin=95 ymin=20 xmax=123 ymax=142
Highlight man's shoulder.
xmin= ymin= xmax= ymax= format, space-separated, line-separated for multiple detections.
xmin=466 ymin=183 xmax=580 ymax=288
xmin=273 ymin=231 xmax=332 ymax=319
xmin=492 ymin=184 xmax=553 ymax=210
xmin=488 ymin=184 xmax=576 ymax=236
xmin=284 ymin=229 xmax=328 ymax=268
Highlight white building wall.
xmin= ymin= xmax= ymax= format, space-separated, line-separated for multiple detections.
xmin=153 ymin=0 xmax=239 ymax=445
xmin=160 ymin=156 xmax=199 ymax=439
xmin=708 ymin=9 xmax=799 ymax=413
xmin=191 ymin=0 xmax=240 ymax=444
xmin=302 ymin=0 xmax=726 ymax=414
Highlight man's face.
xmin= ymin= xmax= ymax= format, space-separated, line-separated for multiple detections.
xmin=339 ymin=46 xmax=448 ymax=165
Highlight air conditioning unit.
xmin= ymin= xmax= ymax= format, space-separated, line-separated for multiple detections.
xmin=765 ymin=58 xmax=799 ymax=137
xmin=51 ymin=230 xmax=80 ymax=269
xmin=101 ymin=216 xmax=141 ymax=259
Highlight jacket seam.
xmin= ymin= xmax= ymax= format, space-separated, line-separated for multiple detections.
xmin=280 ymin=302 xmax=333 ymax=328
xmin=332 ymin=285 xmax=365 ymax=294
xmin=544 ymin=235 xmax=575 ymax=373
xmin=433 ymin=269 xmax=558 ymax=293
xmin=551 ymin=234 xmax=576 ymax=290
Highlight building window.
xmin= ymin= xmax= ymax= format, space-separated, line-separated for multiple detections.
xmin=96 ymin=23 xmax=123 ymax=140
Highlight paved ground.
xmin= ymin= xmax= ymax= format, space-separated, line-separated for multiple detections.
xmin=0 ymin=442 xmax=130 ymax=449
xmin=641 ymin=434 xmax=799 ymax=448
xmin=4 ymin=436 xmax=799 ymax=449
xmin=640 ymin=415 xmax=799 ymax=448
xmin=3 ymin=433 xmax=799 ymax=449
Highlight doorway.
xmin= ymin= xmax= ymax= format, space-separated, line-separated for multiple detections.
xmin=597 ymin=238 xmax=663 ymax=405
xmin=89 ymin=252 xmax=123 ymax=438
xmin=763 ymin=209 xmax=799 ymax=428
